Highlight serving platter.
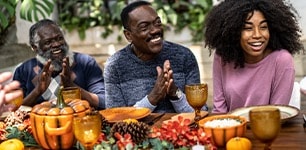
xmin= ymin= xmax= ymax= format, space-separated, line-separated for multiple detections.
xmin=229 ymin=105 xmax=299 ymax=122
xmin=99 ymin=107 xmax=151 ymax=123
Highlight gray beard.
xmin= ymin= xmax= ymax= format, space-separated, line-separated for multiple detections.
xmin=36 ymin=50 xmax=75 ymax=72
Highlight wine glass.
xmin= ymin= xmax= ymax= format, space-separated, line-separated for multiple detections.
xmin=5 ymin=93 xmax=23 ymax=111
xmin=249 ymin=107 xmax=281 ymax=150
xmin=73 ymin=111 xmax=102 ymax=150
xmin=61 ymin=87 xmax=81 ymax=101
xmin=185 ymin=83 xmax=208 ymax=125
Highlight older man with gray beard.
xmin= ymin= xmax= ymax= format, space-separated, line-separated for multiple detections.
xmin=13 ymin=19 xmax=105 ymax=109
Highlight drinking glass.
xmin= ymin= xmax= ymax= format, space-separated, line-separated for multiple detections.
xmin=73 ymin=111 xmax=102 ymax=150
xmin=61 ymin=87 xmax=81 ymax=101
xmin=5 ymin=94 xmax=23 ymax=111
xmin=185 ymin=83 xmax=208 ymax=125
xmin=249 ymin=107 xmax=281 ymax=150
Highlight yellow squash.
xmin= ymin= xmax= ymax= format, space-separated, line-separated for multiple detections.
xmin=0 ymin=138 xmax=24 ymax=150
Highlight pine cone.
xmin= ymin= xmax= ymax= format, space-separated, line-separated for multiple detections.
xmin=111 ymin=121 xmax=150 ymax=144
xmin=101 ymin=115 xmax=112 ymax=129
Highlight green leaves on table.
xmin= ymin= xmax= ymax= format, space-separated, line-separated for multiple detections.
xmin=5 ymin=126 xmax=38 ymax=147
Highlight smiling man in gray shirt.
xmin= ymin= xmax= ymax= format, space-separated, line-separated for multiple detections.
xmin=104 ymin=1 xmax=208 ymax=113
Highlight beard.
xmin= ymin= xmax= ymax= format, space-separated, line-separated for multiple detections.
xmin=36 ymin=44 xmax=74 ymax=72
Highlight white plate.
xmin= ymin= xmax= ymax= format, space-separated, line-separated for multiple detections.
xmin=229 ymin=105 xmax=299 ymax=122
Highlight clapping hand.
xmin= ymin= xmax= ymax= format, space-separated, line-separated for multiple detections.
xmin=60 ymin=57 xmax=75 ymax=87
xmin=148 ymin=60 xmax=177 ymax=105
xmin=35 ymin=59 xmax=52 ymax=95
xmin=163 ymin=60 xmax=177 ymax=96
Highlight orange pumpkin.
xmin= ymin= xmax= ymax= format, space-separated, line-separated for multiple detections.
xmin=30 ymin=86 xmax=91 ymax=150
xmin=0 ymin=138 xmax=24 ymax=150
xmin=226 ymin=137 xmax=252 ymax=150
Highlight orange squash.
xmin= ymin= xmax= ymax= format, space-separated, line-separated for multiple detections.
xmin=226 ymin=137 xmax=252 ymax=150
xmin=0 ymin=138 xmax=24 ymax=150
xmin=30 ymin=86 xmax=91 ymax=150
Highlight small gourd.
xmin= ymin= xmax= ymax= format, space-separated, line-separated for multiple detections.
xmin=226 ymin=137 xmax=252 ymax=150
xmin=0 ymin=138 xmax=24 ymax=150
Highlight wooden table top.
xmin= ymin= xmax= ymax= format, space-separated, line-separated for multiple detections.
xmin=145 ymin=112 xmax=306 ymax=150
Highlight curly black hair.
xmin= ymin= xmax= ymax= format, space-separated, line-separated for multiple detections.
xmin=204 ymin=0 xmax=304 ymax=68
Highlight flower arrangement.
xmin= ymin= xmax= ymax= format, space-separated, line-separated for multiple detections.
xmin=93 ymin=116 xmax=216 ymax=150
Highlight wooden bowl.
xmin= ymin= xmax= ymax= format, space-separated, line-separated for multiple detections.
xmin=198 ymin=114 xmax=247 ymax=147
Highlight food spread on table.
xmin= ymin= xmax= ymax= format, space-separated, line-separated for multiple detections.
xmin=0 ymin=104 xmax=300 ymax=149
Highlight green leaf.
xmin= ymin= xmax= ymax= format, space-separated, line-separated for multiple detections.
xmin=140 ymin=139 xmax=150 ymax=148
xmin=157 ymin=9 xmax=168 ymax=25
xmin=36 ymin=1 xmax=53 ymax=17
xmin=26 ymin=4 xmax=33 ymax=22
xmin=195 ymin=0 xmax=213 ymax=9
xmin=4 ymin=126 xmax=38 ymax=147
xmin=0 ymin=13 xmax=9 ymax=30
xmin=20 ymin=2 xmax=27 ymax=20
xmin=19 ymin=0 xmax=54 ymax=22
xmin=0 ymin=1 xmax=15 ymax=16
xmin=5 ymin=126 xmax=20 ymax=139
xmin=0 ymin=1 xmax=17 ymax=31
xmin=20 ymin=131 xmax=38 ymax=147
xmin=96 ymin=141 xmax=112 ymax=150
xmin=7 ymin=0 xmax=19 ymax=6
xmin=125 ymin=143 xmax=134 ymax=150
xmin=78 ymin=28 xmax=86 ymax=40
xmin=109 ymin=1 xmax=125 ymax=21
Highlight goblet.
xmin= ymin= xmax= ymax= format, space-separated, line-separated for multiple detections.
xmin=249 ymin=107 xmax=281 ymax=150
xmin=185 ymin=83 xmax=208 ymax=124
xmin=73 ymin=111 xmax=102 ymax=150
xmin=61 ymin=87 xmax=81 ymax=101
xmin=5 ymin=94 xmax=23 ymax=111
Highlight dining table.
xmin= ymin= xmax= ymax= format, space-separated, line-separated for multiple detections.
xmin=24 ymin=111 xmax=306 ymax=150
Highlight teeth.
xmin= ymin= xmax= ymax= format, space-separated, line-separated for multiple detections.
xmin=151 ymin=37 xmax=161 ymax=42
xmin=250 ymin=42 xmax=262 ymax=46
xmin=52 ymin=49 xmax=61 ymax=54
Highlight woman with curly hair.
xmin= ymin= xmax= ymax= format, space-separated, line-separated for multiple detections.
xmin=204 ymin=0 xmax=304 ymax=113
